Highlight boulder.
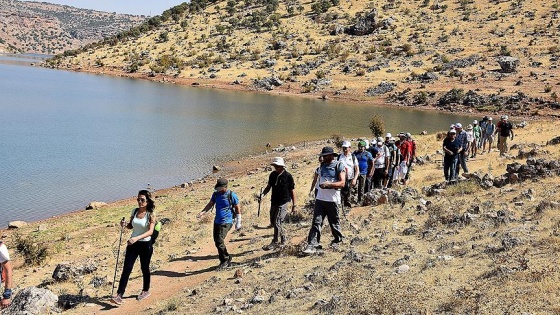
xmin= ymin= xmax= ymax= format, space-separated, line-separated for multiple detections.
xmin=366 ymin=81 xmax=397 ymax=96
xmin=345 ymin=9 xmax=378 ymax=36
xmin=85 ymin=201 xmax=107 ymax=210
xmin=497 ymin=56 xmax=520 ymax=73
xmin=8 ymin=221 xmax=28 ymax=229
xmin=52 ymin=261 xmax=98 ymax=282
xmin=6 ymin=287 xmax=58 ymax=315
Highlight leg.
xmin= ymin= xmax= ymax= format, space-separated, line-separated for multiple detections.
xmin=443 ymin=156 xmax=451 ymax=181
xmin=275 ymin=203 xmax=289 ymax=244
xmin=117 ymin=244 xmax=140 ymax=296
xmin=325 ymin=202 xmax=343 ymax=243
xmin=307 ymin=200 xmax=327 ymax=247
xmin=357 ymin=174 xmax=365 ymax=202
xmin=213 ymin=223 xmax=232 ymax=263
xmin=138 ymin=241 xmax=154 ymax=292
xmin=451 ymin=155 xmax=459 ymax=180
xmin=269 ymin=204 xmax=280 ymax=243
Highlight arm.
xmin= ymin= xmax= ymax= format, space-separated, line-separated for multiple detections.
xmin=1 ymin=261 xmax=12 ymax=308
xmin=319 ymin=170 xmax=346 ymax=189
xmin=261 ymin=184 xmax=272 ymax=198
xmin=510 ymin=129 xmax=514 ymax=140
xmin=309 ymin=172 xmax=318 ymax=194
xmin=290 ymin=190 xmax=297 ymax=212
xmin=197 ymin=200 xmax=215 ymax=218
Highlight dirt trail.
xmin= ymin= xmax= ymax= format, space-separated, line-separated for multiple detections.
xmin=70 ymin=225 xmax=270 ymax=314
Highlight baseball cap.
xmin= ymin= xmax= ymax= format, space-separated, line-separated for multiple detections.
xmin=377 ymin=141 xmax=383 ymax=146
xmin=377 ymin=136 xmax=384 ymax=142
xmin=358 ymin=141 xmax=366 ymax=147
xmin=449 ymin=129 xmax=457 ymax=134
xmin=405 ymin=132 xmax=411 ymax=138
xmin=473 ymin=120 xmax=478 ymax=124
xmin=488 ymin=117 xmax=493 ymax=121
xmin=385 ymin=133 xmax=392 ymax=138
xmin=455 ymin=123 xmax=463 ymax=129
xmin=215 ymin=178 xmax=228 ymax=188
xmin=342 ymin=140 xmax=351 ymax=148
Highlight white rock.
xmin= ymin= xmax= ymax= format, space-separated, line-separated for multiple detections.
xmin=397 ymin=264 xmax=410 ymax=273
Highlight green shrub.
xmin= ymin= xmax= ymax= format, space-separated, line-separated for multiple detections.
xmin=368 ymin=115 xmax=385 ymax=137
xmin=14 ymin=233 xmax=49 ymax=266
xmin=331 ymin=134 xmax=345 ymax=149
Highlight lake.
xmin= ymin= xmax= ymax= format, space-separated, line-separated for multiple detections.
xmin=0 ymin=60 xmax=476 ymax=226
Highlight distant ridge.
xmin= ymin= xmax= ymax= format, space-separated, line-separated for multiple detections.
xmin=0 ymin=0 xmax=147 ymax=54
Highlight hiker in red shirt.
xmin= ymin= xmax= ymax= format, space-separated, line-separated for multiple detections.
xmin=395 ymin=133 xmax=411 ymax=185
xmin=404 ymin=132 xmax=416 ymax=185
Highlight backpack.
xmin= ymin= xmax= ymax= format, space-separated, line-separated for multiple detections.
xmin=132 ymin=209 xmax=161 ymax=245
xmin=212 ymin=190 xmax=237 ymax=215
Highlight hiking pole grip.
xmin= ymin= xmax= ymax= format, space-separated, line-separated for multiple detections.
xmin=111 ymin=217 xmax=126 ymax=297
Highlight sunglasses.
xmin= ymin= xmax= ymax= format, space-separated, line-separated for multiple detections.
xmin=137 ymin=198 xmax=147 ymax=202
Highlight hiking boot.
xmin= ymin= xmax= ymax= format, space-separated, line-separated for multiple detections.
xmin=262 ymin=243 xmax=277 ymax=251
xmin=110 ymin=294 xmax=123 ymax=305
xmin=302 ymin=245 xmax=316 ymax=255
xmin=137 ymin=291 xmax=150 ymax=301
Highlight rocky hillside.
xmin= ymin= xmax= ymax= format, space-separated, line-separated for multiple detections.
xmin=47 ymin=0 xmax=560 ymax=117
xmin=0 ymin=0 xmax=146 ymax=54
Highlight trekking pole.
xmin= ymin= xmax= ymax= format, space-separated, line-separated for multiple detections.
xmin=111 ymin=217 xmax=125 ymax=297
xmin=257 ymin=187 xmax=263 ymax=217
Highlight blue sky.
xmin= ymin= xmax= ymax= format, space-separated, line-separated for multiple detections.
xmin=22 ymin=0 xmax=185 ymax=16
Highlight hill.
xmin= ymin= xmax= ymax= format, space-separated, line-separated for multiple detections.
xmin=46 ymin=0 xmax=560 ymax=117
xmin=0 ymin=0 xmax=146 ymax=54
xmin=4 ymin=119 xmax=560 ymax=314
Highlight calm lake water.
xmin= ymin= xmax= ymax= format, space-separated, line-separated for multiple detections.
xmin=1 ymin=60 xmax=476 ymax=226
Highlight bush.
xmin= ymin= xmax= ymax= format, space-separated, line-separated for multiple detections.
xmin=368 ymin=115 xmax=385 ymax=138
xmin=14 ymin=233 xmax=49 ymax=266
xmin=331 ymin=134 xmax=345 ymax=149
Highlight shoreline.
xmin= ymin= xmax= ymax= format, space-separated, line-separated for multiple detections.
xmin=53 ymin=64 xmax=554 ymax=122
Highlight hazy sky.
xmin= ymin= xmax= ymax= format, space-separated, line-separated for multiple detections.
xmin=22 ymin=0 xmax=184 ymax=16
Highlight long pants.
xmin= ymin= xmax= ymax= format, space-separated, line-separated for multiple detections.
xmin=443 ymin=154 xmax=459 ymax=181
xmin=307 ymin=199 xmax=343 ymax=246
xmin=213 ymin=223 xmax=232 ymax=263
xmin=498 ymin=135 xmax=509 ymax=155
xmin=386 ymin=165 xmax=395 ymax=188
xmin=117 ymin=241 xmax=153 ymax=295
xmin=372 ymin=168 xmax=385 ymax=189
xmin=270 ymin=203 xmax=288 ymax=244
xmin=458 ymin=152 xmax=469 ymax=174
xmin=357 ymin=174 xmax=367 ymax=201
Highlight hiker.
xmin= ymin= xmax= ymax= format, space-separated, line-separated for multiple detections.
xmin=112 ymin=190 xmax=156 ymax=305
xmin=472 ymin=120 xmax=481 ymax=157
xmin=394 ymin=133 xmax=411 ymax=185
xmin=308 ymin=155 xmax=323 ymax=198
xmin=372 ymin=139 xmax=389 ymax=189
xmin=384 ymin=134 xmax=398 ymax=188
xmin=481 ymin=117 xmax=495 ymax=154
xmin=442 ymin=129 xmax=462 ymax=182
xmin=303 ymin=147 xmax=346 ymax=254
xmin=260 ymin=157 xmax=296 ymax=250
xmin=197 ymin=178 xmax=241 ymax=270
xmin=478 ymin=117 xmax=488 ymax=150
xmin=0 ymin=242 xmax=13 ymax=309
xmin=338 ymin=141 xmax=358 ymax=208
xmin=354 ymin=141 xmax=373 ymax=202
xmin=404 ymin=132 xmax=416 ymax=185
xmin=466 ymin=124 xmax=475 ymax=158
xmin=495 ymin=115 xmax=514 ymax=156
xmin=455 ymin=123 xmax=469 ymax=176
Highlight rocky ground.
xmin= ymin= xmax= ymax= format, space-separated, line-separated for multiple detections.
xmin=3 ymin=119 xmax=560 ymax=314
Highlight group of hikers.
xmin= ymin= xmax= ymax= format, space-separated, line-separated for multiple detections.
xmin=3 ymin=117 xmax=516 ymax=308
xmin=443 ymin=115 xmax=514 ymax=182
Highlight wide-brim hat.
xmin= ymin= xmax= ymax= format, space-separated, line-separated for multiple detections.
xmin=271 ymin=157 xmax=285 ymax=167
xmin=320 ymin=146 xmax=336 ymax=156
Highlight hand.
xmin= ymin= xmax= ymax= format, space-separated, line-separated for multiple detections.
xmin=292 ymin=205 xmax=297 ymax=213
xmin=257 ymin=194 xmax=263 ymax=202
xmin=308 ymin=190 xmax=315 ymax=198
xmin=319 ymin=182 xmax=328 ymax=189
xmin=127 ymin=237 xmax=137 ymax=245
xmin=120 ymin=219 xmax=126 ymax=228
xmin=196 ymin=211 xmax=205 ymax=219
xmin=235 ymin=214 xmax=242 ymax=230
xmin=1 ymin=298 xmax=11 ymax=309
xmin=351 ymin=178 xmax=357 ymax=187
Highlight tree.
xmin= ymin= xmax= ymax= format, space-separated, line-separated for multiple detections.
xmin=368 ymin=115 xmax=385 ymax=138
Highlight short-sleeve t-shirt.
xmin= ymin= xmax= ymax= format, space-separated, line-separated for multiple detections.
xmin=268 ymin=170 xmax=295 ymax=206
xmin=498 ymin=121 xmax=513 ymax=137
xmin=338 ymin=153 xmax=357 ymax=180
xmin=316 ymin=161 xmax=346 ymax=203
xmin=443 ymin=137 xmax=461 ymax=155
xmin=211 ymin=190 xmax=239 ymax=224
xmin=400 ymin=141 xmax=411 ymax=162
xmin=354 ymin=150 xmax=373 ymax=175
xmin=0 ymin=243 xmax=10 ymax=263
